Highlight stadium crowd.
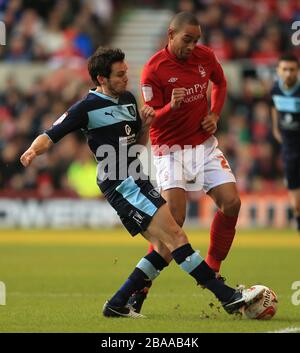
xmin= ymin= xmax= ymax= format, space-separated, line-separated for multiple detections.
xmin=0 ymin=0 xmax=297 ymax=197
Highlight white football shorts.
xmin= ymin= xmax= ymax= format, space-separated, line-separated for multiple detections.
xmin=153 ymin=136 xmax=236 ymax=193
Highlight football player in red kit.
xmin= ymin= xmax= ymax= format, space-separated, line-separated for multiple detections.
xmin=128 ymin=12 xmax=241 ymax=313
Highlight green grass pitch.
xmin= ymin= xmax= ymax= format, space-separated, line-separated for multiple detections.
xmin=0 ymin=228 xmax=299 ymax=333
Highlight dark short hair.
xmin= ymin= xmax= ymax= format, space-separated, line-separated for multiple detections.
xmin=169 ymin=11 xmax=199 ymax=32
xmin=278 ymin=53 xmax=299 ymax=66
xmin=87 ymin=47 xmax=125 ymax=85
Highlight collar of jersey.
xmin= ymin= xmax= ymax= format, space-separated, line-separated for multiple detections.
xmin=278 ymin=79 xmax=300 ymax=96
xmin=89 ymin=90 xmax=119 ymax=104
xmin=164 ymin=45 xmax=189 ymax=64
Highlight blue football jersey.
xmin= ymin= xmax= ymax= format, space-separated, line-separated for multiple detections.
xmin=45 ymin=90 xmax=143 ymax=192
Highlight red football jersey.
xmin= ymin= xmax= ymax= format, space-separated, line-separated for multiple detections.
xmin=141 ymin=45 xmax=227 ymax=153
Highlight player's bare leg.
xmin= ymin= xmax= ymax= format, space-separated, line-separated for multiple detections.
xmin=142 ymin=204 xmax=188 ymax=249
xmin=161 ymin=188 xmax=187 ymax=227
xmin=208 ymin=183 xmax=241 ymax=217
xmin=146 ymin=188 xmax=186 ymax=255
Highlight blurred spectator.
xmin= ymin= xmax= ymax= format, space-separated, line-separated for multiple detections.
xmin=232 ymin=36 xmax=251 ymax=60
xmin=67 ymin=145 xmax=100 ymax=198
xmin=207 ymin=29 xmax=232 ymax=61
xmin=86 ymin=0 xmax=114 ymax=25
xmin=249 ymin=142 xmax=283 ymax=192
xmin=177 ymin=0 xmax=195 ymax=13
xmin=251 ymin=101 xmax=272 ymax=143
xmin=1 ymin=0 xmax=114 ymax=63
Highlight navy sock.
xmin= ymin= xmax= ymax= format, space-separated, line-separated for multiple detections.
xmin=109 ymin=250 xmax=168 ymax=307
xmin=205 ymin=279 xmax=236 ymax=302
xmin=171 ymin=243 xmax=235 ymax=302
xmin=144 ymin=250 xmax=169 ymax=271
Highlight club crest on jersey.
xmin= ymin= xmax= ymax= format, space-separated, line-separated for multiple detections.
xmin=125 ymin=124 xmax=131 ymax=135
xmin=127 ymin=105 xmax=136 ymax=117
xmin=142 ymin=84 xmax=153 ymax=102
xmin=53 ymin=112 xmax=68 ymax=126
xmin=198 ymin=64 xmax=206 ymax=77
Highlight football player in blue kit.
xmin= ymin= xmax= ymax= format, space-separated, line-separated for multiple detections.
xmin=271 ymin=54 xmax=300 ymax=233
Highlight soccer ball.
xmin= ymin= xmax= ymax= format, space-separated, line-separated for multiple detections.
xmin=241 ymin=285 xmax=278 ymax=320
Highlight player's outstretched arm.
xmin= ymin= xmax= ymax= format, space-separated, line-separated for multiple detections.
xmin=20 ymin=134 xmax=53 ymax=167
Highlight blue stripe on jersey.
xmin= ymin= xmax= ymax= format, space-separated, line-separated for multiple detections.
xmin=180 ymin=251 xmax=203 ymax=273
xmin=116 ymin=176 xmax=157 ymax=216
xmin=136 ymin=258 xmax=160 ymax=280
xmin=272 ymin=95 xmax=300 ymax=113
xmin=87 ymin=104 xmax=137 ymax=129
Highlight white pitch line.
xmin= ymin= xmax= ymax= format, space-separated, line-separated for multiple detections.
xmin=266 ymin=326 xmax=300 ymax=333
xmin=7 ymin=292 xmax=205 ymax=298
xmin=8 ymin=292 xmax=98 ymax=298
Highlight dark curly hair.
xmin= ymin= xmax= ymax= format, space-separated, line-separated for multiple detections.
xmin=279 ymin=53 xmax=299 ymax=67
xmin=87 ymin=47 xmax=125 ymax=86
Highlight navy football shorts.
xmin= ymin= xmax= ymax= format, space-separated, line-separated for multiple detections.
xmin=104 ymin=176 xmax=166 ymax=236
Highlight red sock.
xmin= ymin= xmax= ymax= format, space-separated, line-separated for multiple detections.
xmin=148 ymin=244 xmax=154 ymax=253
xmin=205 ymin=209 xmax=238 ymax=272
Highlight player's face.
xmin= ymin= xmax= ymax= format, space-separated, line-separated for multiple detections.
xmin=169 ymin=24 xmax=201 ymax=60
xmin=277 ymin=61 xmax=299 ymax=88
xmin=105 ymin=61 xmax=128 ymax=97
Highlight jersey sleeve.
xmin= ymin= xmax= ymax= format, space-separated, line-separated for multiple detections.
xmin=209 ymin=52 xmax=227 ymax=116
xmin=141 ymin=62 xmax=172 ymax=127
xmin=45 ymin=102 xmax=88 ymax=143
xmin=141 ymin=63 xmax=166 ymax=108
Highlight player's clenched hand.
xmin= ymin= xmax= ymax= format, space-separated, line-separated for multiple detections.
xmin=140 ymin=105 xmax=155 ymax=128
xmin=20 ymin=149 xmax=36 ymax=167
xmin=201 ymin=113 xmax=218 ymax=134
xmin=171 ymin=88 xmax=186 ymax=109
